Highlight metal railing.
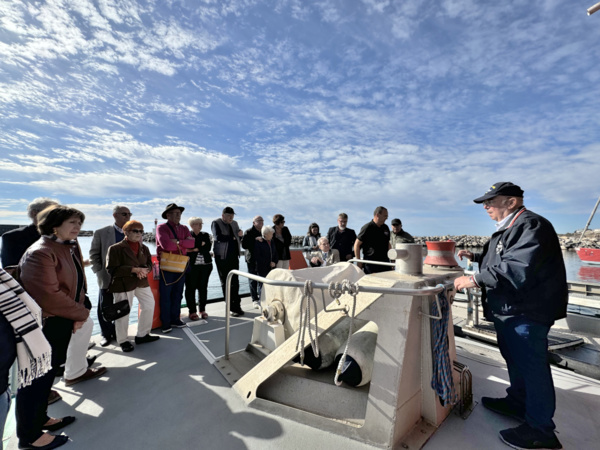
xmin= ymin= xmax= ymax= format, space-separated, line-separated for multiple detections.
xmin=224 ymin=269 xmax=447 ymax=359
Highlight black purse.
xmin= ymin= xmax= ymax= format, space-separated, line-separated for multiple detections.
xmin=102 ymin=299 xmax=131 ymax=322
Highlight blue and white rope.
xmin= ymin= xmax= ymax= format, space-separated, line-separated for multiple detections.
xmin=430 ymin=284 xmax=457 ymax=406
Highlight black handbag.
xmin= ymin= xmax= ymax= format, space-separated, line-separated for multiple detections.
xmin=102 ymin=299 xmax=130 ymax=322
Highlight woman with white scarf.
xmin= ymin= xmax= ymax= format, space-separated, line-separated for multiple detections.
xmin=0 ymin=268 xmax=68 ymax=450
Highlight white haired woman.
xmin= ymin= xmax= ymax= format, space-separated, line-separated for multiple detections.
xmin=253 ymin=225 xmax=279 ymax=306
xmin=309 ymin=237 xmax=340 ymax=267
xmin=184 ymin=217 xmax=213 ymax=320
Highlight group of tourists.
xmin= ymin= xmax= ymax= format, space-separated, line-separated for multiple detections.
xmin=1 ymin=181 xmax=567 ymax=450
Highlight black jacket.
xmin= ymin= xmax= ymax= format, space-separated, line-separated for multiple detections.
xmin=326 ymin=226 xmax=357 ymax=262
xmin=473 ymin=207 xmax=567 ymax=325
xmin=242 ymin=226 xmax=261 ymax=264
xmin=273 ymin=227 xmax=292 ymax=261
xmin=1 ymin=224 xmax=40 ymax=267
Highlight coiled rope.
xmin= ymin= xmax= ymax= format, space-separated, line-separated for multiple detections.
xmin=334 ymin=280 xmax=359 ymax=386
xmin=430 ymin=284 xmax=457 ymax=406
xmin=296 ymin=280 xmax=319 ymax=365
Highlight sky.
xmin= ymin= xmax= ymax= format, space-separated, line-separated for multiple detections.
xmin=1 ymin=0 xmax=600 ymax=237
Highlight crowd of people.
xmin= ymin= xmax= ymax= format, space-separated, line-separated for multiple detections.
xmin=4 ymin=188 xmax=566 ymax=450
xmin=0 ymin=199 xmax=414 ymax=449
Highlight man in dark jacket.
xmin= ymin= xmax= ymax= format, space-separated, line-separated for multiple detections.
xmin=242 ymin=216 xmax=264 ymax=309
xmin=1 ymin=197 xmax=58 ymax=267
xmin=326 ymin=213 xmax=356 ymax=262
xmin=454 ymin=182 xmax=566 ymax=450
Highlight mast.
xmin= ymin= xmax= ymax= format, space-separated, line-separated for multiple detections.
xmin=589 ymin=2 xmax=600 ymax=15
xmin=578 ymin=196 xmax=600 ymax=244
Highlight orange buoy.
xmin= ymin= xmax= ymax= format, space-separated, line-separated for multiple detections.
xmin=423 ymin=241 xmax=459 ymax=267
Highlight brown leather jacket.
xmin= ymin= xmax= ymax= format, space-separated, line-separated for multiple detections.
xmin=19 ymin=236 xmax=89 ymax=321
xmin=106 ymin=240 xmax=152 ymax=293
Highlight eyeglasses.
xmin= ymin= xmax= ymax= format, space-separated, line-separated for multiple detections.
xmin=120 ymin=212 xmax=133 ymax=216
xmin=130 ymin=229 xmax=144 ymax=234
xmin=483 ymin=199 xmax=500 ymax=207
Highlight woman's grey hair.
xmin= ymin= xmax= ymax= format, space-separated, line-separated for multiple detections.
xmin=317 ymin=236 xmax=329 ymax=246
xmin=28 ymin=197 xmax=59 ymax=221
xmin=261 ymin=225 xmax=275 ymax=238
xmin=188 ymin=217 xmax=204 ymax=227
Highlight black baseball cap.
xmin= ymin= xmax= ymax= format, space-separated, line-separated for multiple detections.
xmin=473 ymin=182 xmax=524 ymax=204
xmin=223 ymin=206 xmax=235 ymax=215
xmin=391 ymin=218 xmax=401 ymax=226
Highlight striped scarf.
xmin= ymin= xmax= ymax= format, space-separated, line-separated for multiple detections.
xmin=0 ymin=268 xmax=52 ymax=389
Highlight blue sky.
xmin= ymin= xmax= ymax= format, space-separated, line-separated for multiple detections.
xmin=1 ymin=0 xmax=599 ymax=236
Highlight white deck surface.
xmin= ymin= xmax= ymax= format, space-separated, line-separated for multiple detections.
xmin=5 ymin=297 xmax=600 ymax=449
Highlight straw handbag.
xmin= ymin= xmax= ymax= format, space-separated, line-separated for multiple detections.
xmin=159 ymin=251 xmax=189 ymax=273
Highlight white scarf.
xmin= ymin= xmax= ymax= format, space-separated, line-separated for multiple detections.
xmin=0 ymin=268 xmax=52 ymax=389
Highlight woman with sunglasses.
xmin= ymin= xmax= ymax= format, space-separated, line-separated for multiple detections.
xmin=106 ymin=220 xmax=159 ymax=352
xmin=272 ymin=214 xmax=292 ymax=269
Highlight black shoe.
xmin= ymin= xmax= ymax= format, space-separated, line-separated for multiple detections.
xmin=54 ymin=366 xmax=65 ymax=378
xmin=230 ymin=309 xmax=245 ymax=317
xmin=161 ymin=326 xmax=172 ymax=334
xmin=42 ymin=416 xmax=76 ymax=432
xmin=87 ymin=355 xmax=97 ymax=367
xmin=87 ymin=342 xmax=96 ymax=350
xmin=171 ymin=319 xmax=187 ymax=328
xmin=499 ymin=423 xmax=562 ymax=449
xmin=135 ymin=334 xmax=160 ymax=344
xmin=482 ymin=396 xmax=525 ymax=422
xmin=99 ymin=336 xmax=111 ymax=347
xmin=19 ymin=434 xmax=69 ymax=450
xmin=120 ymin=341 xmax=134 ymax=352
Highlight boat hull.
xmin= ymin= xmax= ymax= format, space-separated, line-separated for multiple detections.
xmin=577 ymin=247 xmax=600 ymax=265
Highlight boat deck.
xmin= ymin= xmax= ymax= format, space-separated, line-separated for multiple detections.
xmin=4 ymin=297 xmax=600 ymax=449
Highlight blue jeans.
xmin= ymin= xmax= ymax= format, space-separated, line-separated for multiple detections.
xmin=493 ymin=314 xmax=555 ymax=434
xmin=247 ymin=264 xmax=259 ymax=302
xmin=159 ymin=271 xmax=186 ymax=328
xmin=1 ymin=387 xmax=10 ymax=450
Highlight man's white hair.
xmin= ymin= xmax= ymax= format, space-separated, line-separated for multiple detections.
xmin=27 ymin=197 xmax=59 ymax=220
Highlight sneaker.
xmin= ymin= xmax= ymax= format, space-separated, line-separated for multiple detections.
xmin=482 ymin=397 xmax=526 ymax=422
xmin=162 ymin=326 xmax=172 ymax=334
xmin=120 ymin=341 xmax=134 ymax=352
xmin=64 ymin=366 xmax=107 ymax=386
xmin=135 ymin=334 xmax=160 ymax=344
xmin=230 ymin=310 xmax=245 ymax=317
xmin=499 ymin=423 xmax=562 ymax=449
xmin=172 ymin=319 xmax=187 ymax=328
xmin=253 ymin=301 xmax=260 ymax=309
xmin=99 ymin=336 xmax=111 ymax=347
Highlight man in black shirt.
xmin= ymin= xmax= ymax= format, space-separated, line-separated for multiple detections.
xmin=326 ymin=213 xmax=356 ymax=262
xmin=354 ymin=206 xmax=392 ymax=274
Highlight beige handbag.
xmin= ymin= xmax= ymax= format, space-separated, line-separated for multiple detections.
xmin=159 ymin=251 xmax=189 ymax=273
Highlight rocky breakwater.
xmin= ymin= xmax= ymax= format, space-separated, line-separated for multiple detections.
xmin=414 ymin=231 xmax=600 ymax=250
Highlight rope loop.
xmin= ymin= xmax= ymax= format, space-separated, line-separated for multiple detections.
xmin=296 ymin=280 xmax=319 ymax=365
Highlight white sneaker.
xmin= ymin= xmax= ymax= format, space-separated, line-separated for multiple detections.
xmin=253 ymin=301 xmax=260 ymax=309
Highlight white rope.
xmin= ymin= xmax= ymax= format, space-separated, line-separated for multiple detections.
xmin=295 ymin=280 xmax=319 ymax=365
xmin=334 ymin=280 xmax=359 ymax=386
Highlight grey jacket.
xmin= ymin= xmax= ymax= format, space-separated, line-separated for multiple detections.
xmin=90 ymin=224 xmax=119 ymax=289
xmin=211 ymin=218 xmax=242 ymax=260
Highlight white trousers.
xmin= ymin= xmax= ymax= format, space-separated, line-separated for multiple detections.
xmin=65 ymin=315 xmax=94 ymax=379
xmin=114 ymin=286 xmax=155 ymax=344
xmin=276 ymin=260 xmax=290 ymax=270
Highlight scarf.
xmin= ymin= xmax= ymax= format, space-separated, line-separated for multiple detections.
xmin=0 ymin=268 xmax=52 ymax=389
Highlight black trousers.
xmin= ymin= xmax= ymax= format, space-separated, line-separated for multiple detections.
xmin=215 ymin=257 xmax=241 ymax=311
xmin=43 ymin=316 xmax=74 ymax=370
xmin=16 ymin=371 xmax=55 ymax=445
xmin=97 ymin=289 xmax=116 ymax=339
xmin=185 ymin=264 xmax=213 ymax=313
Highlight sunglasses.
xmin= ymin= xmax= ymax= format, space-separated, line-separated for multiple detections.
xmin=120 ymin=212 xmax=133 ymax=216
xmin=130 ymin=229 xmax=144 ymax=234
